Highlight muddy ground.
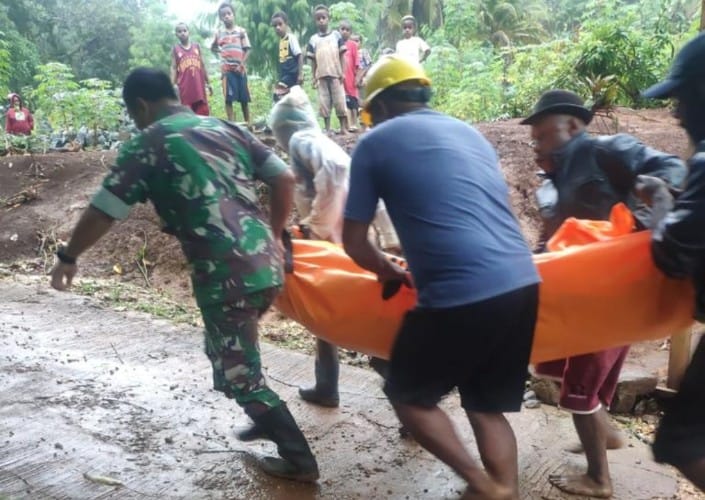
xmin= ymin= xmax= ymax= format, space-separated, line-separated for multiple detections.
xmin=0 ymin=277 xmax=701 ymax=499
xmin=0 ymin=107 xmax=692 ymax=302
xmin=0 ymin=108 xmax=703 ymax=499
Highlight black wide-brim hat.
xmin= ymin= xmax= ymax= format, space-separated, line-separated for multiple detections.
xmin=520 ymin=89 xmax=593 ymax=125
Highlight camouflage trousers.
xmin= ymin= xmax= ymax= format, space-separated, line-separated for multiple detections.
xmin=200 ymin=287 xmax=282 ymax=418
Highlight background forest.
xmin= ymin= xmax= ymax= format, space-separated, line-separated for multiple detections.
xmin=0 ymin=0 xmax=702 ymax=135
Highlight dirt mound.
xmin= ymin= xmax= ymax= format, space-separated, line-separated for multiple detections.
xmin=0 ymin=151 xmax=110 ymax=264
xmin=0 ymin=107 xmax=690 ymax=306
xmin=0 ymin=151 xmax=192 ymax=303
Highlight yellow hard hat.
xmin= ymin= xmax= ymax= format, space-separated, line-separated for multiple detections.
xmin=360 ymin=55 xmax=431 ymax=126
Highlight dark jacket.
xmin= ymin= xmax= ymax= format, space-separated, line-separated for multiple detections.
xmin=536 ymin=131 xmax=687 ymax=250
xmin=652 ymin=140 xmax=705 ymax=319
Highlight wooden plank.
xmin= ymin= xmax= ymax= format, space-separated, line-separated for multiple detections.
xmin=667 ymin=327 xmax=694 ymax=390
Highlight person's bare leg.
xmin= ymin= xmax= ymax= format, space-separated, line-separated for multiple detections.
xmin=549 ymin=412 xmax=613 ymax=498
xmin=241 ymin=103 xmax=250 ymax=127
xmin=392 ymin=402 xmax=512 ymax=499
xmin=338 ymin=115 xmax=349 ymax=135
xmin=676 ymin=457 xmax=705 ymax=492
xmin=566 ymin=408 xmax=625 ymax=453
xmin=323 ymin=117 xmax=331 ymax=133
xmin=225 ymin=102 xmax=234 ymax=122
xmin=466 ymin=411 xmax=520 ymax=496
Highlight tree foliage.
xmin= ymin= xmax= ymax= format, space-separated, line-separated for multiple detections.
xmin=1 ymin=0 xmax=178 ymax=85
xmin=566 ymin=21 xmax=674 ymax=106
xmin=31 ymin=62 xmax=122 ymax=133
xmin=474 ymin=0 xmax=549 ymax=46
xmin=129 ymin=2 xmax=177 ymax=74
xmin=0 ymin=0 xmax=701 ymax=129
xmin=0 ymin=33 xmax=10 ymax=97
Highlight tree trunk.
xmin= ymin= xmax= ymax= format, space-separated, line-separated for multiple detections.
xmin=412 ymin=0 xmax=444 ymax=29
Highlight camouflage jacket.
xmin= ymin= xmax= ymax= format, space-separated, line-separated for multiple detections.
xmin=91 ymin=106 xmax=288 ymax=307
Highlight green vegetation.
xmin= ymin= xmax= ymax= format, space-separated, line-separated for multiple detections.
xmin=31 ymin=63 xmax=123 ymax=136
xmin=0 ymin=0 xmax=701 ymax=132
xmin=73 ymin=279 xmax=202 ymax=326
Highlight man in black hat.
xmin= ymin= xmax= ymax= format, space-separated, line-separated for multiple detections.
xmin=522 ymin=89 xmax=686 ymax=498
xmin=640 ymin=31 xmax=705 ymax=492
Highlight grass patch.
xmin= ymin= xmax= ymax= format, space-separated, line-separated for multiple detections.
xmin=73 ymin=278 xmax=201 ymax=327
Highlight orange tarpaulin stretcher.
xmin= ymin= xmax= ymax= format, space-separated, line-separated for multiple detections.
xmin=275 ymin=205 xmax=695 ymax=363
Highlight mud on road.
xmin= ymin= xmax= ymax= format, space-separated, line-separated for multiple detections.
xmin=0 ymin=278 xmax=697 ymax=500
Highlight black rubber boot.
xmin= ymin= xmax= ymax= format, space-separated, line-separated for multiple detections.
xmin=233 ymin=422 xmax=268 ymax=442
xmin=252 ymin=404 xmax=320 ymax=482
xmin=299 ymin=339 xmax=339 ymax=407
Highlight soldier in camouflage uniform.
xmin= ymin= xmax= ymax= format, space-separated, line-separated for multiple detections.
xmin=49 ymin=67 xmax=319 ymax=483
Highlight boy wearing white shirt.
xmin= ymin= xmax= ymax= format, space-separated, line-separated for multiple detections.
xmin=395 ymin=15 xmax=430 ymax=64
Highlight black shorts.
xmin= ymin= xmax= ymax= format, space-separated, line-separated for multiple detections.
xmin=384 ymin=284 xmax=538 ymax=413
xmin=278 ymin=70 xmax=299 ymax=89
xmin=653 ymin=335 xmax=705 ymax=465
xmin=346 ymin=95 xmax=359 ymax=111
xmin=223 ymin=71 xmax=250 ymax=105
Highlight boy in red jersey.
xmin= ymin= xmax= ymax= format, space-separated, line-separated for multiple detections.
xmin=171 ymin=22 xmax=212 ymax=116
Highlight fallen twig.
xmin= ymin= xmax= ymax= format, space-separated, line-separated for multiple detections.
xmin=135 ymin=230 xmax=152 ymax=288
xmin=83 ymin=472 xmax=124 ymax=487
xmin=110 ymin=342 xmax=125 ymax=364
xmin=192 ymin=448 xmax=247 ymax=455
xmin=266 ymin=373 xmax=301 ymax=388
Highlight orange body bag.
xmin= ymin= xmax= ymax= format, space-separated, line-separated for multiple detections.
xmin=275 ymin=205 xmax=694 ymax=362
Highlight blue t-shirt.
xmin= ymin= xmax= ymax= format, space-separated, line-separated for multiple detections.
xmin=345 ymin=109 xmax=540 ymax=308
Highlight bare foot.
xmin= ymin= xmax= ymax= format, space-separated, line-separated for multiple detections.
xmin=566 ymin=432 xmax=626 ymax=454
xmin=549 ymin=473 xmax=612 ymax=498
xmin=461 ymin=480 xmax=514 ymax=500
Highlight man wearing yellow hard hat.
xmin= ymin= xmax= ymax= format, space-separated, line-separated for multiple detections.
xmin=343 ymin=55 xmax=541 ymax=499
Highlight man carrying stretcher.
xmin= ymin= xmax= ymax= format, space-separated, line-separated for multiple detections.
xmin=521 ymin=90 xmax=686 ymax=498
xmin=344 ymin=55 xmax=541 ymax=500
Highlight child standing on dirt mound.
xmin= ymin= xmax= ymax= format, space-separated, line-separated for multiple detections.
xmin=395 ymin=15 xmax=430 ymax=64
xmin=338 ymin=19 xmax=361 ymax=131
xmin=267 ymin=85 xmax=400 ymax=409
xmin=171 ymin=22 xmax=212 ymax=116
xmin=211 ymin=2 xmax=251 ymax=124
xmin=351 ymin=34 xmax=372 ymax=101
xmin=5 ymin=93 xmax=33 ymax=136
xmin=270 ymin=11 xmax=303 ymax=101
xmin=306 ymin=4 xmax=349 ymax=135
